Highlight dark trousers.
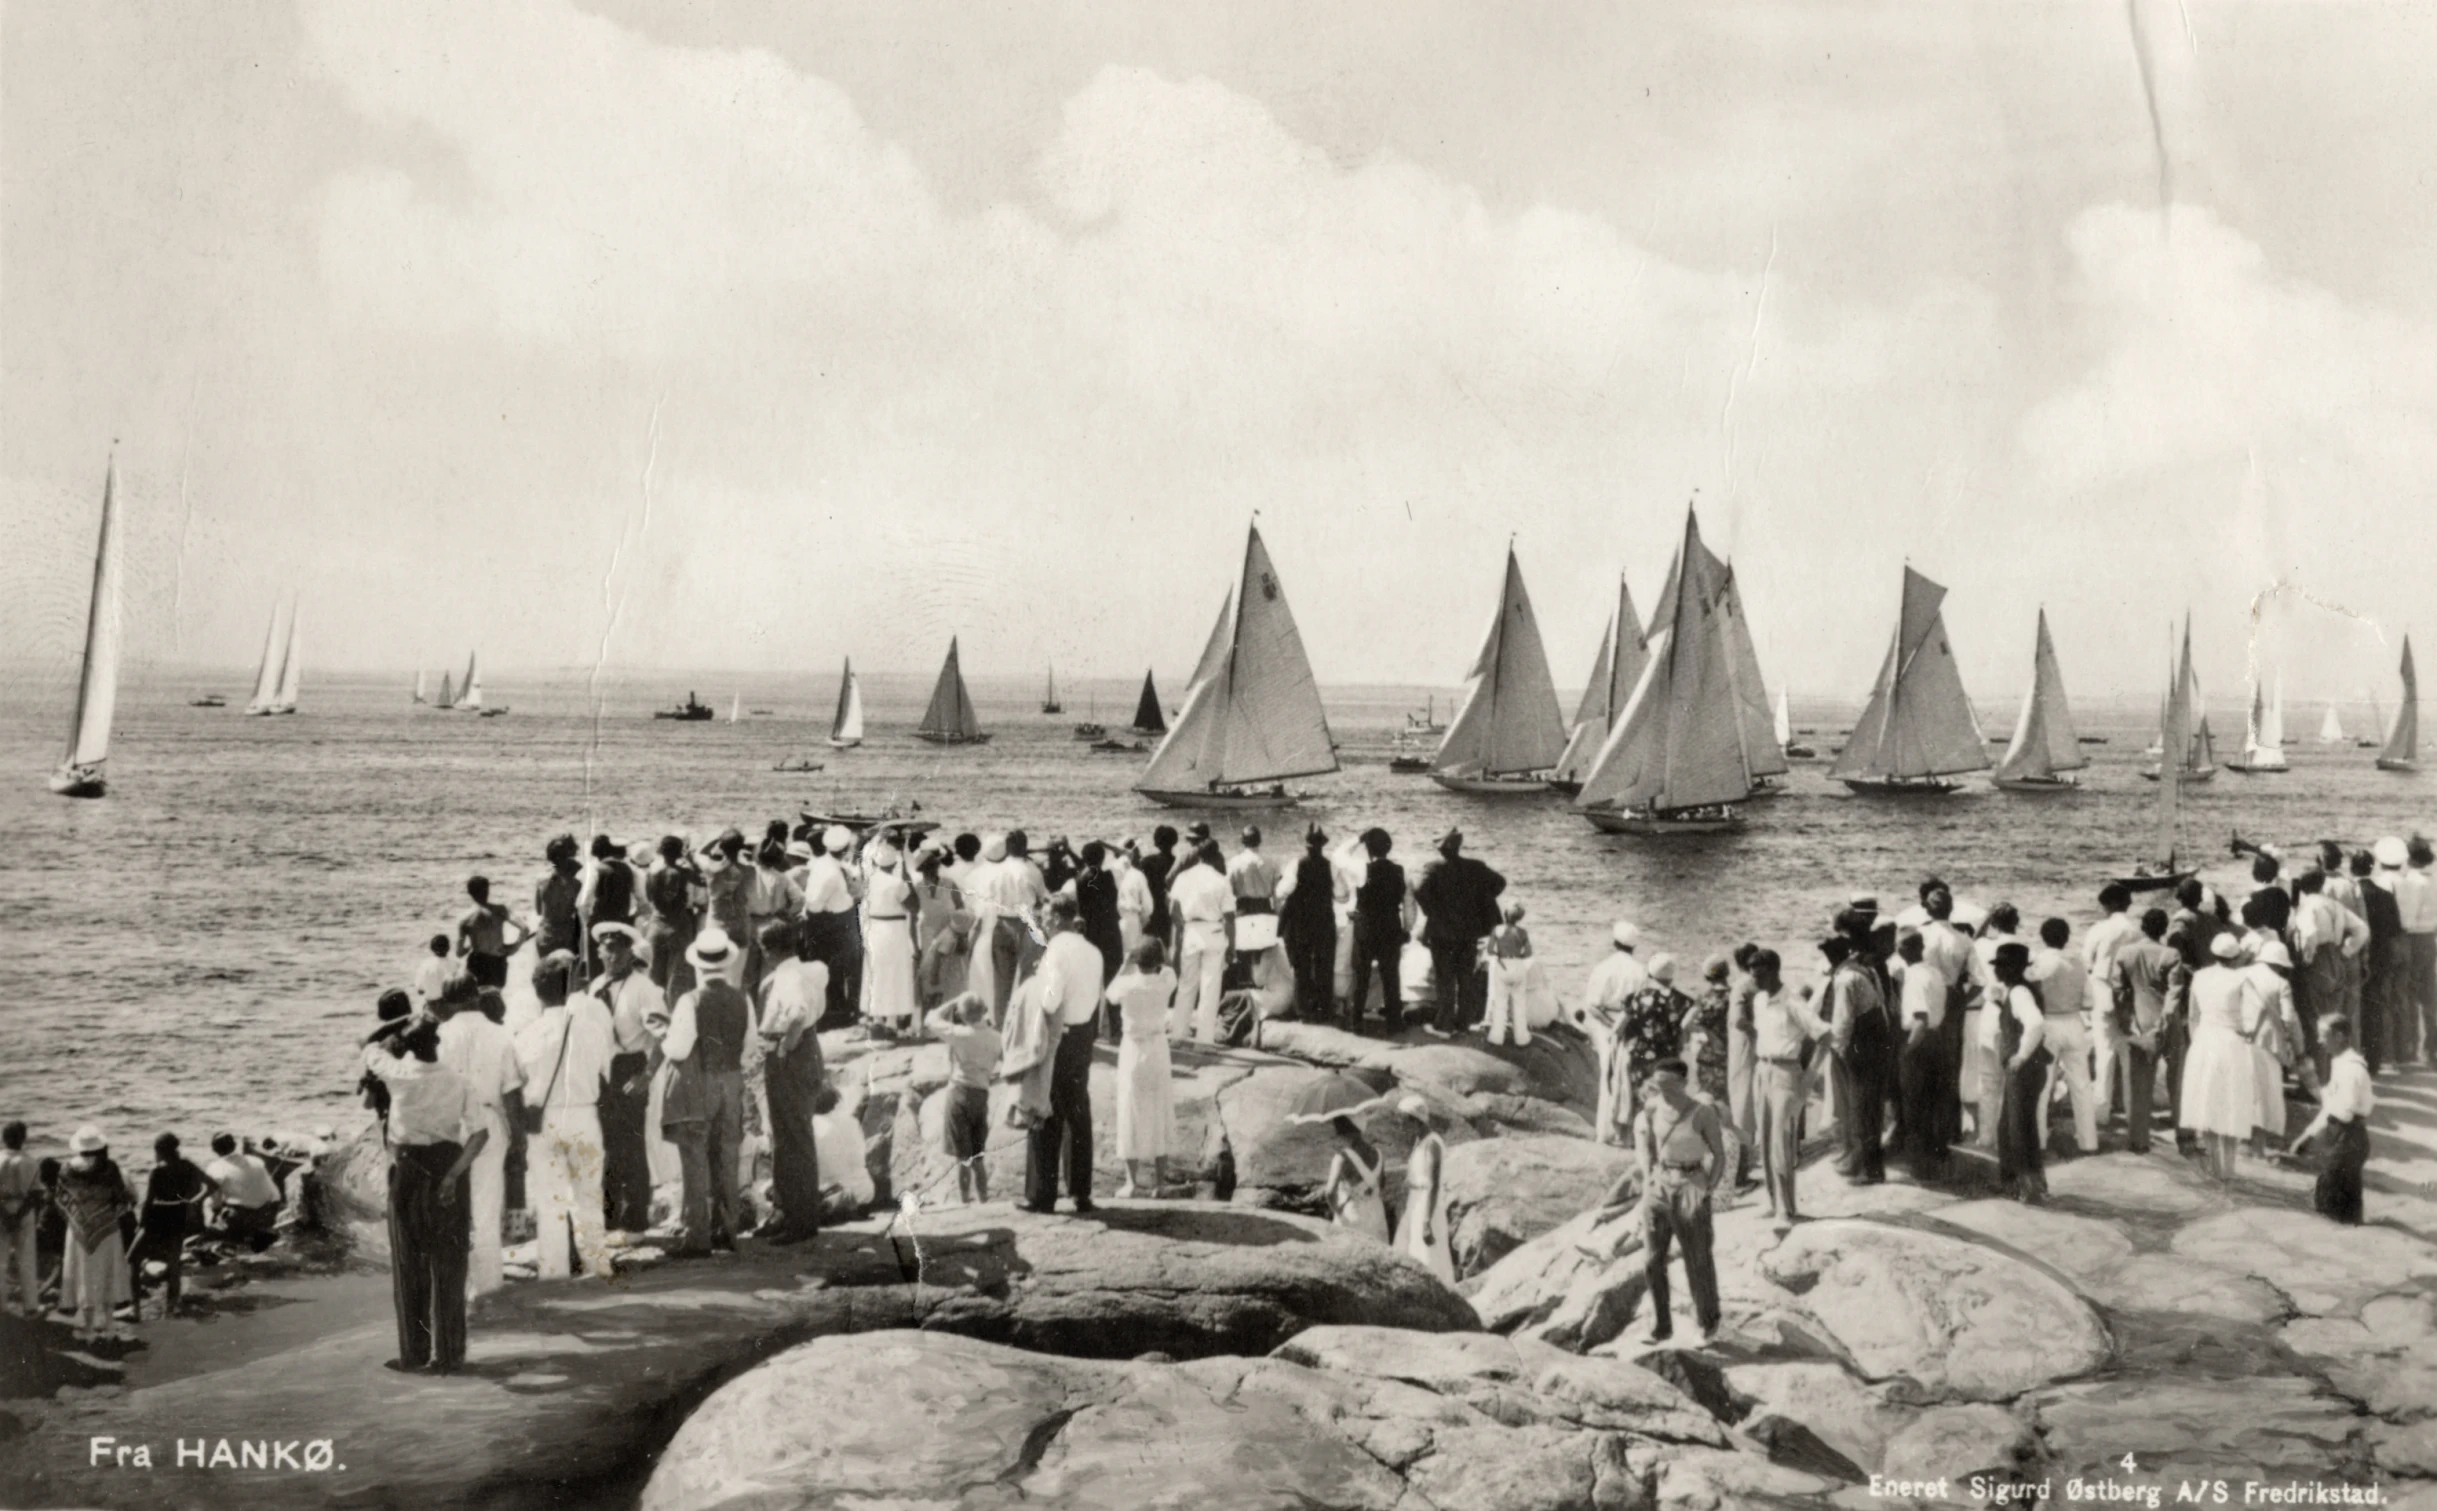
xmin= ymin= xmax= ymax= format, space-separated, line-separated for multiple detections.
xmin=802 ymin=911 xmax=863 ymax=1030
xmin=1896 ymin=1031 xmax=1949 ymax=1180
xmin=2314 ymin=1116 xmax=2368 ymax=1225
xmin=2364 ymin=957 xmax=2400 ymax=1073
xmin=2121 ymin=1038 xmax=2158 ymax=1153
xmin=648 ymin=923 xmax=698 ymax=998
xmin=989 ymin=917 xmax=1031 ymax=1028
xmin=1286 ymin=921 xmax=1335 ymax=1023
xmin=1428 ymin=937 xmax=1483 ymax=1032
xmin=1351 ymin=930 xmax=1402 ymax=1034
xmin=764 ymin=1038 xmax=825 ymax=1235
xmin=1997 ymin=1050 xmax=2051 ymax=1199
xmin=668 ymin=1070 xmax=745 ymax=1250
xmin=1026 ymin=1023 xmax=1097 ymax=1208
xmin=600 ymin=1052 xmax=653 ymax=1233
xmin=2162 ymin=1016 xmax=2195 ymax=1150
xmin=1640 ymin=1177 xmax=1720 ymax=1336
xmin=1935 ymin=996 xmax=1968 ymax=1146
xmin=387 ymin=1141 xmax=470 ymax=1370
xmin=1831 ymin=1050 xmax=1886 ymax=1182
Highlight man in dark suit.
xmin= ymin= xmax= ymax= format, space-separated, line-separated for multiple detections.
xmin=1413 ymin=829 xmax=1504 ymax=1038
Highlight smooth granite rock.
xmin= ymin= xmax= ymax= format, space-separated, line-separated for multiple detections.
xmin=1442 ymin=1135 xmax=1639 ymax=1279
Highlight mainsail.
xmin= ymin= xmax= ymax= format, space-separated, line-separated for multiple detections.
xmin=1830 ymin=567 xmax=1989 ymax=782
xmin=270 ymin=611 xmax=303 ymax=713
xmin=413 ymin=669 xmax=427 ymax=705
xmin=1432 ymin=546 xmax=1567 ymax=780
xmin=437 ymin=670 xmax=456 ymax=709
xmin=1773 ymin=688 xmax=1793 ymax=752
xmin=56 ymin=458 xmax=124 ymax=787
xmin=730 ymin=693 xmax=742 ymax=724
xmin=1130 ymin=670 xmax=1167 ymax=735
xmin=830 ymin=658 xmax=865 ymax=744
xmin=1551 ymin=573 xmax=1649 ymax=785
xmin=917 ymin=638 xmax=984 ymax=741
xmin=2241 ymin=675 xmax=2289 ymax=769
xmin=1717 ymin=568 xmax=1787 ymax=778
xmin=2319 ymin=704 xmax=2347 ymax=745
xmin=1136 ymin=525 xmax=1337 ymax=795
xmin=1993 ymin=608 xmax=2087 ymax=782
xmin=1575 ymin=510 xmax=1753 ymax=814
xmin=2156 ymin=619 xmax=2195 ymax=864
xmin=459 ymin=651 xmax=483 ymax=710
xmin=2381 ymin=637 xmax=2419 ymax=766
xmin=244 ymin=601 xmax=289 ymax=715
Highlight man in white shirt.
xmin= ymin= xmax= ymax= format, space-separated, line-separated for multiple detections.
xmin=435 ymin=975 xmax=527 ymax=1297
xmin=2293 ymin=1015 xmax=2374 ymax=1225
xmin=1021 ymin=897 xmax=1105 ymax=1215
xmin=1579 ymin=922 xmax=1649 ymax=1145
xmin=1167 ymin=844 xmax=1237 ymax=1042
xmin=360 ymin=1017 xmax=488 ymax=1373
xmin=755 ymin=924 xmax=828 ymax=1242
xmin=2029 ymin=918 xmax=2099 ymax=1155
xmin=1748 ymin=950 xmax=1827 ymax=1224
xmin=1891 ymin=929 xmax=1950 ymax=1180
xmin=2400 ymin=838 xmax=2437 ymax=1065
xmin=2080 ymin=885 xmax=2141 ymax=1128
xmin=590 ymin=922 xmax=664 ymax=1237
xmin=973 ymin=833 xmax=1051 ymax=1026
xmin=514 ymin=953 xmax=616 ymax=1279
xmin=1227 ymin=827 xmax=1281 ymax=915
xmin=413 ymin=935 xmax=455 ymax=1007
xmin=797 ymin=826 xmax=864 ymax=1032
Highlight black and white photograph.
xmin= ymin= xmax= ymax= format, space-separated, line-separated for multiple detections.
xmin=5 ymin=2 xmax=2437 ymax=1506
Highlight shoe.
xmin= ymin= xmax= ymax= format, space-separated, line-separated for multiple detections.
xmin=1013 ymin=1201 xmax=1053 ymax=1215
xmin=1421 ymin=1026 xmax=1452 ymax=1040
xmin=1069 ymin=1200 xmax=1099 ymax=1216
xmin=383 ymin=1358 xmax=427 ymax=1373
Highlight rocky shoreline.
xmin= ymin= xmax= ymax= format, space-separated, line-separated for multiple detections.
xmin=4 ymin=1022 xmax=2434 ymax=1510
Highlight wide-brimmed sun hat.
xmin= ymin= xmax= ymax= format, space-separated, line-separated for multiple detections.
xmin=69 ymin=1124 xmax=107 ymax=1154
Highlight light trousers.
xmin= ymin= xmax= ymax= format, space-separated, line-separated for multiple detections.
xmin=1177 ymin=921 xmax=1228 ymax=1042
xmin=532 ymin=1105 xmax=610 ymax=1280
xmin=2091 ymin=1007 xmax=2122 ymax=1120
xmin=2036 ymin=1014 xmax=2100 ymax=1154
xmin=1484 ymin=959 xmax=1532 ymax=1046
xmin=1755 ymin=1060 xmax=1806 ymax=1218
xmin=464 ymin=1109 xmax=510 ymax=1297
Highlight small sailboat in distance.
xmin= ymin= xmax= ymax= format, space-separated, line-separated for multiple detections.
xmin=243 ymin=599 xmax=291 ymax=715
xmin=1136 ymin=523 xmax=1337 ymax=809
xmin=916 ymin=638 xmax=991 ymax=745
xmin=1430 ymin=544 xmax=1568 ymax=794
xmin=2114 ymin=619 xmax=2200 ymax=893
xmin=1831 ymin=566 xmax=1987 ymax=795
xmin=412 ymin=669 xmax=428 ymax=706
xmin=1777 ymin=688 xmax=1815 ymax=760
xmin=1130 ymin=670 xmax=1166 ymax=736
xmin=2319 ymin=704 xmax=2347 ymax=745
xmin=828 ymin=658 xmax=865 ymax=748
xmin=266 ymin=607 xmax=303 ymax=715
xmin=1040 ymin=663 xmax=1062 ymax=715
xmin=730 ymin=692 xmax=742 ymax=725
xmin=1991 ymin=608 xmax=2087 ymax=792
xmin=50 ymin=457 xmax=124 ymax=798
xmin=2225 ymin=674 xmax=2289 ymax=773
xmin=2141 ymin=620 xmax=2214 ymax=782
xmin=436 ymin=669 xmax=456 ymax=709
xmin=2377 ymin=636 xmax=2419 ymax=773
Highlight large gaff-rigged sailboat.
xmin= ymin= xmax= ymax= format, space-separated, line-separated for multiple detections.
xmin=2141 ymin=618 xmax=2215 ymax=782
xmin=1550 ymin=573 xmax=1649 ymax=796
xmin=1431 ymin=545 xmax=1568 ymax=794
xmin=50 ymin=458 xmax=124 ymax=799
xmin=1574 ymin=510 xmax=1757 ymax=833
xmin=1992 ymin=608 xmax=2087 ymax=792
xmin=2377 ymin=636 xmax=2419 ymax=773
xmin=1830 ymin=566 xmax=1988 ymax=795
xmin=2114 ymin=618 xmax=2201 ymax=892
xmin=1135 ymin=523 xmax=1338 ymax=810
xmin=915 ymin=638 xmax=990 ymax=745
xmin=2225 ymin=675 xmax=2289 ymax=773
xmin=827 ymin=658 xmax=866 ymax=748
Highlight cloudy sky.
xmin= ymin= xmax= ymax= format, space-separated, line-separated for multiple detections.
xmin=5 ymin=0 xmax=2434 ymax=706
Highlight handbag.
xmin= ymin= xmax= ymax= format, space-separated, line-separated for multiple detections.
xmin=524 ymin=1013 xmax=572 ymax=1136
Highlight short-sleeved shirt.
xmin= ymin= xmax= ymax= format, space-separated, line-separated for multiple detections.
xmin=1169 ymin=863 xmax=1235 ymax=925
xmin=438 ymin=1012 xmax=527 ymax=1122
xmin=204 ymin=1152 xmax=281 ymax=1209
xmin=361 ymin=1048 xmax=480 ymax=1147
xmin=515 ymin=1002 xmax=617 ymax=1112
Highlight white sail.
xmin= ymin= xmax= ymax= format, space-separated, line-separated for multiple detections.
xmin=1773 ymin=687 xmax=1792 ymax=751
xmin=59 ymin=459 xmax=125 ymax=777
xmin=730 ymin=693 xmax=742 ymax=724
xmin=1137 ymin=524 xmax=1337 ymax=793
xmin=1552 ymin=574 xmax=1650 ymax=784
xmin=831 ymin=659 xmax=865 ymax=743
xmin=244 ymin=600 xmax=289 ymax=714
xmin=1830 ymin=566 xmax=1989 ymax=780
xmin=1717 ymin=568 xmax=1788 ymax=778
xmin=2157 ymin=618 xmax=2194 ymax=863
xmin=270 ymin=609 xmax=303 ymax=713
xmin=413 ymin=669 xmax=427 ymax=705
xmin=2242 ymin=675 xmax=2288 ymax=768
xmin=1995 ymin=608 xmax=2086 ymax=781
xmin=2319 ymin=704 xmax=2347 ymax=745
xmin=2382 ymin=637 xmax=2419 ymax=765
xmin=459 ymin=650 xmax=483 ymax=710
xmin=1433 ymin=546 xmax=1568 ymax=779
xmin=1576 ymin=510 xmax=1752 ymax=813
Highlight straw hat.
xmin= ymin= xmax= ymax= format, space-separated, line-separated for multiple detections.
xmin=2375 ymin=836 xmax=2409 ymax=868
xmin=688 ymin=928 xmax=739 ymax=972
xmin=1648 ymin=953 xmax=1677 ymax=984
xmin=2209 ymin=933 xmax=2244 ymax=961
xmin=69 ymin=1124 xmax=107 ymax=1154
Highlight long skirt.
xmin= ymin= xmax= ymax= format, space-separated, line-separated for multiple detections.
xmin=2251 ymin=1044 xmax=2288 ymax=1137
xmin=2177 ymin=1026 xmax=2255 ymax=1139
xmin=1115 ymin=1032 xmax=1175 ymax=1160
xmin=864 ymin=916 xmax=919 ymax=1026
xmin=63 ymin=1229 xmax=132 ymax=1326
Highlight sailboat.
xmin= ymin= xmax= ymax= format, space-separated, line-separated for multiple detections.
xmin=50 ymin=459 xmax=124 ymax=798
xmin=1991 ymin=608 xmax=2087 ymax=792
xmin=916 ymin=638 xmax=991 ymax=745
xmin=1717 ymin=565 xmax=1789 ymax=797
xmin=2140 ymin=622 xmax=2214 ymax=782
xmin=457 ymin=650 xmax=506 ymax=716
xmin=1549 ymin=573 xmax=1649 ymax=796
xmin=243 ymin=600 xmax=292 ymax=715
xmin=1777 ymin=689 xmax=1815 ymax=760
xmin=1040 ymin=664 xmax=1062 ymax=716
xmin=1135 ymin=523 xmax=1337 ymax=809
xmin=2319 ymin=704 xmax=2348 ymax=746
xmin=2224 ymin=676 xmax=2289 ymax=773
xmin=1405 ymin=697 xmax=1446 ymax=733
xmin=1830 ymin=566 xmax=1987 ymax=795
xmin=2113 ymin=619 xmax=2201 ymax=892
xmin=1574 ymin=510 xmax=1756 ymax=833
xmin=1429 ymin=546 xmax=1568 ymax=794
xmin=436 ymin=670 xmax=456 ymax=710
xmin=1129 ymin=671 xmax=1167 ymax=736
xmin=412 ymin=669 xmax=428 ymax=706
xmin=730 ymin=693 xmax=742 ymax=725
xmin=827 ymin=658 xmax=866 ymax=748
xmin=2377 ymin=636 xmax=2419 ymax=773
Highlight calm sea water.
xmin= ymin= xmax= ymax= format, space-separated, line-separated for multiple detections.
xmin=2 ymin=666 xmax=2428 ymax=1155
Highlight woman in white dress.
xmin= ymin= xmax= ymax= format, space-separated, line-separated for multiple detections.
xmin=1107 ymin=937 xmax=1179 ymax=1197
xmin=1391 ymin=1095 xmax=1455 ymax=1283
xmin=860 ymin=841 xmax=921 ymax=1037
xmin=1322 ymin=1116 xmax=1391 ymax=1243
xmin=2178 ymin=932 xmax=2258 ymax=1182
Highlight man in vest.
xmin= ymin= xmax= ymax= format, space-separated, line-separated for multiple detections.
xmin=588 ymin=921 xmax=662 ymax=1237
xmin=1617 ymin=1057 xmax=1726 ymax=1344
xmin=663 ymin=929 xmax=751 ymax=1255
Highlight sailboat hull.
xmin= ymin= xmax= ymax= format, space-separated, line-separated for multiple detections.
xmin=2137 ymin=766 xmax=2214 ymax=783
xmin=2221 ymin=758 xmax=2288 ymax=774
xmin=914 ymin=731 xmax=992 ymax=746
xmin=48 ymin=769 xmax=105 ymax=799
xmin=1993 ymin=774 xmax=2081 ymax=793
xmin=1137 ymin=786 xmax=1300 ymax=811
xmin=2377 ymin=757 xmax=2420 ymax=773
xmin=1838 ymin=775 xmax=1961 ymax=796
xmin=1428 ymin=772 xmax=1553 ymax=796
xmin=2110 ymin=868 xmax=2195 ymax=894
xmin=1746 ymin=776 xmax=1787 ymax=800
xmin=826 ymin=737 xmax=863 ymax=750
xmin=1583 ymin=805 xmax=1744 ymax=835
